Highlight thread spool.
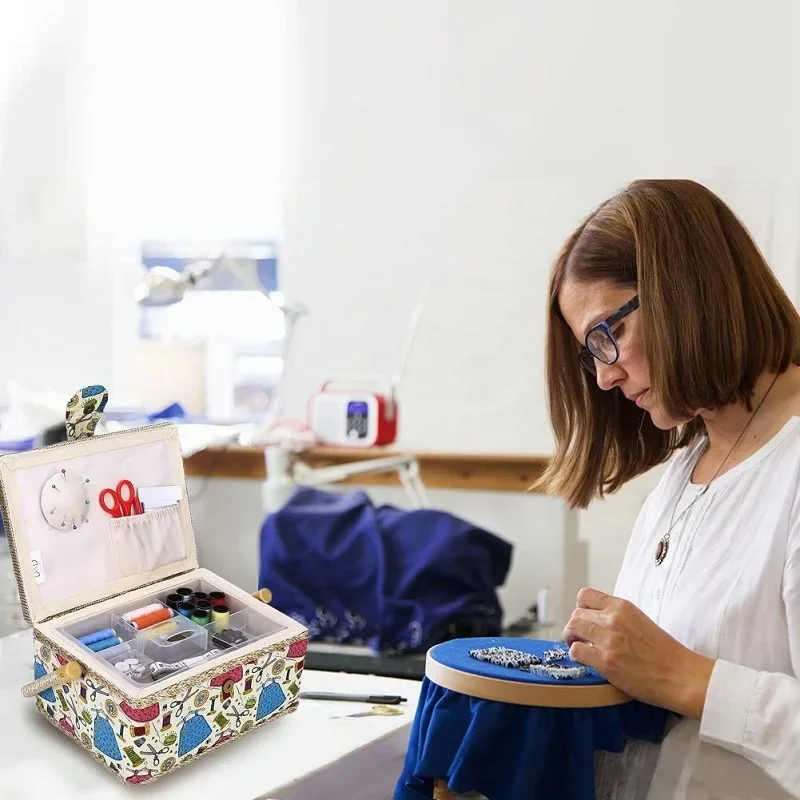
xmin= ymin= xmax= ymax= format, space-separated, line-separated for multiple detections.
xmin=191 ymin=608 xmax=211 ymax=625
xmin=21 ymin=661 xmax=82 ymax=698
xmin=191 ymin=592 xmax=209 ymax=604
xmin=194 ymin=600 xmax=213 ymax=614
xmin=88 ymin=636 xmax=122 ymax=652
xmin=209 ymin=592 xmax=226 ymax=607
xmin=211 ymin=605 xmax=230 ymax=630
xmin=122 ymin=603 xmax=162 ymax=623
xmin=132 ymin=608 xmax=173 ymax=630
xmin=165 ymin=593 xmax=184 ymax=611
xmin=177 ymin=602 xmax=194 ymax=618
xmin=78 ymin=628 xmax=115 ymax=646
xmin=176 ymin=587 xmax=193 ymax=599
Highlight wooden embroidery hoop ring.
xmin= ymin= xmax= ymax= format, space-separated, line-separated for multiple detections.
xmin=425 ymin=649 xmax=630 ymax=709
xmin=425 ymin=648 xmax=630 ymax=799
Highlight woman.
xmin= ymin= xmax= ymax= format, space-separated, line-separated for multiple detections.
xmin=537 ymin=179 xmax=800 ymax=798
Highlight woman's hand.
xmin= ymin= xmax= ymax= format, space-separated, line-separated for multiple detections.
xmin=563 ymin=587 xmax=716 ymax=719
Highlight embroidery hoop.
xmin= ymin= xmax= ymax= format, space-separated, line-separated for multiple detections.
xmin=426 ymin=639 xmax=629 ymax=708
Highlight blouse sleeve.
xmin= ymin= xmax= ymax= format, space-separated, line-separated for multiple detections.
xmin=698 ymin=530 xmax=800 ymax=795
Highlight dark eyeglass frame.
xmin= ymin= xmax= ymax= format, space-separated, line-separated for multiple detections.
xmin=579 ymin=295 xmax=640 ymax=374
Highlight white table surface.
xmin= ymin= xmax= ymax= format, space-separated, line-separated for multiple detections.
xmin=0 ymin=630 xmax=421 ymax=800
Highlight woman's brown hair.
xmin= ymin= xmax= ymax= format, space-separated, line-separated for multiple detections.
xmin=535 ymin=179 xmax=800 ymax=508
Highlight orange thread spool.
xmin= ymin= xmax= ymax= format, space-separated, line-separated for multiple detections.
xmin=132 ymin=608 xmax=173 ymax=630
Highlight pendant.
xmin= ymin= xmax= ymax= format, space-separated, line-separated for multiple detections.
xmin=654 ymin=536 xmax=669 ymax=566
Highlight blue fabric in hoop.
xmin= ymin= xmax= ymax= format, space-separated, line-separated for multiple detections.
xmin=394 ymin=638 xmax=670 ymax=799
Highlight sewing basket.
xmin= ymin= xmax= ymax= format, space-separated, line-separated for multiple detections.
xmin=0 ymin=422 xmax=308 ymax=786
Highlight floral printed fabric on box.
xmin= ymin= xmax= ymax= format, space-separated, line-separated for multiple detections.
xmin=31 ymin=634 xmax=308 ymax=785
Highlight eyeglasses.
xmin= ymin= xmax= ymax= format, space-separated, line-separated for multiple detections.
xmin=579 ymin=295 xmax=640 ymax=375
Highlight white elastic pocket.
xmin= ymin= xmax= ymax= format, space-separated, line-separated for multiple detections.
xmin=109 ymin=505 xmax=186 ymax=578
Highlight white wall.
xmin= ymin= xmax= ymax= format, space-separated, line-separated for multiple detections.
xmin=0 ymin=1 xmax=115 ymax=405
xmin=278 ymin=0 xmax=800 ymax=596
xmin=0 ymin=0 xmax=286 ymax=408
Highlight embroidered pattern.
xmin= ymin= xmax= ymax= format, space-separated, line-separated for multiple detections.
xmin=468 ymin=646 xmax=542 ymax=669
xmin=468 ymin=643 xmax=589 ymax=680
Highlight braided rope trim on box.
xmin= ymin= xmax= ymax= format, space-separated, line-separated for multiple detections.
xmin=34 ymin=692 xmax=300 ymax=786
xmin=35 ymin=630 xmax=309 ymax=707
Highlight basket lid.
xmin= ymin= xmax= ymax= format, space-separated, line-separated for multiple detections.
xmin=0 ymin=423 xmax=198 ymax=625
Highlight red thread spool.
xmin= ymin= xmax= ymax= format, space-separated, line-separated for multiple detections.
xmin=209 ymin=592 xmax=226 ymax=607
xmin=132 ymin=608 xmax=173 ymax=630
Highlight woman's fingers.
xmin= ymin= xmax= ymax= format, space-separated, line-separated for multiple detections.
xmin=576 ymin=587 xmax=612 ymax=610
xmin=563 ymin=607 xmax=606 ymax=647
xmin=568 ymin=640 xmax=598 ymax=668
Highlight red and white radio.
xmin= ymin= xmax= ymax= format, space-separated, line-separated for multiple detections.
xmin=308 ymin=375 xmax=398 ymax=447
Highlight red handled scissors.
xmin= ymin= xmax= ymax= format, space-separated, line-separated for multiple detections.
xmin=99 ymin=480 xmax=143 ymax=518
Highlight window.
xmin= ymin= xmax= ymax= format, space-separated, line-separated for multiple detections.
xmin=138 ymin=240 xmax=285 ymax=420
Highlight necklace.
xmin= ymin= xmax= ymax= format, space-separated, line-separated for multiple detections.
xmin=654 ymin=374 xmax=780 ymax=567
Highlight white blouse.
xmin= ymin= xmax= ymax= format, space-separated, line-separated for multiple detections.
xmin=607 ymin=416 xmax=800 ymax=799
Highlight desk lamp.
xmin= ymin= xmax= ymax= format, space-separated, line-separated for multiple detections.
xmin=134 ymin=255 xmax=428 ymax=514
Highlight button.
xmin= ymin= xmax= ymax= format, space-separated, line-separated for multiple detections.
xmin=655 ymin=589 xmax=661 ymax=600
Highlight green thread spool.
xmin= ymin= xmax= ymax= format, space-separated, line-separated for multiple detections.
xmin=191 ymin=608 xmax=211 ymax=625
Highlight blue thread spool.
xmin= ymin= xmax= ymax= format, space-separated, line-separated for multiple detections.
xmin=88 ymin=636 xmax=122 ymax=652
xmin=79 ymin=628 xmax=116 ymax=646
xmin=177 ymin=602 xmax=194 ymax=618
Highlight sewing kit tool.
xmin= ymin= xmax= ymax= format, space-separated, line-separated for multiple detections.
xmin=333 ymin=705 xmax=404 ymax=719
xmin=99 ymin=479 xmax=143 ymax=518
xmin=165 ymin=593 xmax=184 ymax=611
xmin=148 ymin=649 xmax=223 ymax=681
xmin=177 ymin=602 xmax=194 ymax=618
xmin=300 ymin=691 xmax=407 ymax=704
xmin=21 ymin=661 xmax=82 ymax=698
xmin=131 ymin=608 xmax=174 ymax=630
xmin=121 ymin=603 xmax=162 ymax=623
xmin=2 ymin=419 xmax=308 ymax=785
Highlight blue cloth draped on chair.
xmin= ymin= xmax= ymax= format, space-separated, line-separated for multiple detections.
xmin=395 ymin=637 xmax=670 ymax=799
xmin=258 ymin=487 xmax=513 ymax=653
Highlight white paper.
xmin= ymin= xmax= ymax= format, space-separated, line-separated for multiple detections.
xmin=138 ymin=485 xmax=182 ymax=510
